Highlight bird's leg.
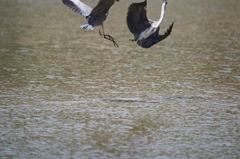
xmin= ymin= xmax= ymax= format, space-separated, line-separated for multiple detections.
xmin=99 ymin=30 xmax=114 ymax=41
xmin=99 ymin=24 xmax=119 ymax=47
xmin=99 ymin=29 xmax=118 ymax=47
xmin=99 ymin=25 xmax=114 ymax=41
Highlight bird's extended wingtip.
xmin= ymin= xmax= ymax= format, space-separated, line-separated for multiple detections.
xmin=171 ymin=21 xmax=176 ymax=28
xmin=166 ymin=21 xmax=175 ymax=34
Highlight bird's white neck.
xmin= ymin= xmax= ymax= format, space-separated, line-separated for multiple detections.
xmin=156 ymin=1 xmax=167 ymax=27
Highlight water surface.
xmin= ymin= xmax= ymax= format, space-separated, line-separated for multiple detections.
xmin=0 ymin=0 xmax=239 ymax=158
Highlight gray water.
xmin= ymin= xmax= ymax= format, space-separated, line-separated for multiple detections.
xmin=0 ymin=0 xmax=240 ymax=158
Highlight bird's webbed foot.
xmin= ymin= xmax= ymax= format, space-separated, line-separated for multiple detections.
xmin=99 ymin=30 xmax=119 ymax=47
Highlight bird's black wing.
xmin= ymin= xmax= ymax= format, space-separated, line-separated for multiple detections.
xmin=127 ymin=0 xmax=152 ymax=38
xmin=62 ymin=0 xmax=92 ymax=16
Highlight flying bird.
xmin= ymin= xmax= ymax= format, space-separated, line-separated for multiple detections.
xmin=127 ymin=0 xmax=174 ymax=48
xmin=62 ymin=0 xmax=119 ymax=47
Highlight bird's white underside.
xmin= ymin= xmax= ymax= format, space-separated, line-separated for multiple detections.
xmin=80 ymin=24 xmax=94 ymax=30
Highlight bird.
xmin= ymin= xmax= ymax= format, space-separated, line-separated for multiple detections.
xmin=126 ymin=0 xmax=174 ymax=48
xmin=62 ymin=0 xmax=119 ymax=47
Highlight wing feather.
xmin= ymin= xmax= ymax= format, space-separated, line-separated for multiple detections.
xmin=127 ymin=0 xmax=151 ymax=36
xmin=62 ymin=0 xmax=92 ymax=16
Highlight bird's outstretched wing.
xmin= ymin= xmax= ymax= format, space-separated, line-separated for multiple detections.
xmin=62 ymin=0 xmax=92 ymax=16
xmin=127 ymin=0 xmax=152 ymax=37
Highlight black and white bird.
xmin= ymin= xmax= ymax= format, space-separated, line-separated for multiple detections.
xmin=127 ymin=0 xmax=174 ymax=48
xmin=62 ymin=0 xmax=119 ymax=47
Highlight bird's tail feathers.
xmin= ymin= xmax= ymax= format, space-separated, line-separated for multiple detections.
xmin=80 ymin=24 xmax=94 ymax=30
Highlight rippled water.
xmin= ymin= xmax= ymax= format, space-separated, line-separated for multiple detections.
xmin=0 ymin=0 xmax=239 ymax=158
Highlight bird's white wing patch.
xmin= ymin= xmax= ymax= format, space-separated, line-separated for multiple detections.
xmin=62 ymin=0 xmax=93 ymax=16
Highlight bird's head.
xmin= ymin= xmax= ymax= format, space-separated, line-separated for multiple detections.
xmin=162 ymin=0 xmax=167 ymax=9
xmin=163 ymin=0 xmax=167 ymax=6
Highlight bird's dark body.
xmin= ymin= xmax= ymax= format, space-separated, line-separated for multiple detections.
xmin=138 ymin=22 xmax=174 ymax=48
xmin=87 ymin=0 xmax=117 ymax=27
xmin=86 ymin=12 xmax=108 ymax=27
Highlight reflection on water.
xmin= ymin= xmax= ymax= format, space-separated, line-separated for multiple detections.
xmin=0 ymin=0 xmax=239 ymax=158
